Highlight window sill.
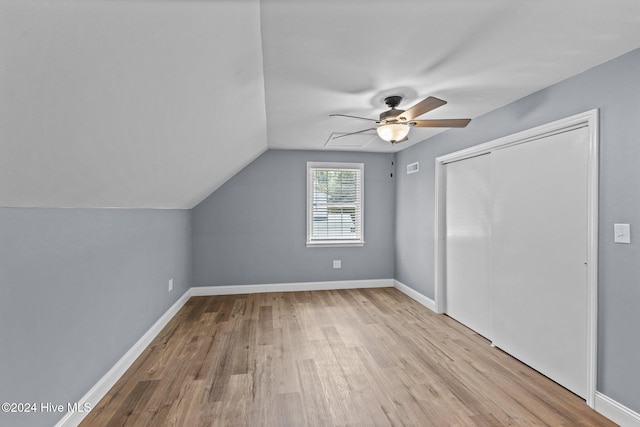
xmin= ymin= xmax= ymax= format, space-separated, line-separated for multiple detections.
xmin=306 ymin=240 xmax=365 ymax=248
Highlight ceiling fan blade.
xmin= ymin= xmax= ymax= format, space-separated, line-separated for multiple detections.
xmin=398 ymin=96 xmax=447 ymax=121
xmin=332 ymin=128 xmax=377 ymax=139
xmin=411 ymin=118 xmax=471 ymax=128
xmin=330 ymin=114 xmax=379 ymax=122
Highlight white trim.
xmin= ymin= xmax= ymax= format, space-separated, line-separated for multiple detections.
xmin=434 ymin=109 xmax=599 ymax=407
xmin=305 ymin=240 xmax=365 ymax=248
xmin=393 ymin=280 xmax=436 ymax=312
xmin=585 ymin=110 xmax=600 ymax=407
xmin=55 ymin=289 xmax=192 ymax=427
xmin=191 ymin=279 xmax=393 ymax=296
xmin=436 ymin=111 xmax=596 ymax=164
xmin=306 ymin=161 xmax=365 ymax=247
xmin=595 ymin=392 xmax=640 ymax=427
xmin=434 ymin=159 xmax=447 ymax=314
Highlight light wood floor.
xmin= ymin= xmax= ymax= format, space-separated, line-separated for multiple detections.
xmin=81 ymin=288 xmax=615 ymax=426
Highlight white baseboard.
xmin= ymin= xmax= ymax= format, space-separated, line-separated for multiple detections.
xmin=595 ymin=392 xmax=640 ymax=427
xmin=55 ymin=290 xmax=192 ymax=427
xmin=393 ymin=280 xmax=436 ymax=312
xmin=190 ymin=278 xmax=393 ymax=296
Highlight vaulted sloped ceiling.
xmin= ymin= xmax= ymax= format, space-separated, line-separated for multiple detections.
xmin=2 ymin=0 xmax=640 ymax=208
xmin=0 ymin=0 xmax=268 ymax=208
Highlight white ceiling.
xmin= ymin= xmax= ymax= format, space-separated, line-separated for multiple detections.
xmin=2 ymin=0 xmax=640 ymax=208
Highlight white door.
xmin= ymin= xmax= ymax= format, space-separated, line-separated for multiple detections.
xmin=445 ymin=154 xmax=492 ymax=339
xmin=490 ymin=127 xmax=589 ymax=398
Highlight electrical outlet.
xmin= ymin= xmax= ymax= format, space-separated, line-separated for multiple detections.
xmin=168 ymin=278 xmax=174 ymax=292
xmin=333 ymin=260 xmax=341 ymax=269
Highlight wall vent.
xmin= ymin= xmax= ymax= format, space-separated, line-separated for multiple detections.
xmin=407 ymin=162 xmax=419 ymax=174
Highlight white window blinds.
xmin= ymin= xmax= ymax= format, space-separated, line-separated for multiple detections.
xmin=307 ymin=162 xmax=364 ymax=246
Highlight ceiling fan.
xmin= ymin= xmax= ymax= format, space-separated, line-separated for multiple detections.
xmin=330 ymin=95 xmax=471 ymax=144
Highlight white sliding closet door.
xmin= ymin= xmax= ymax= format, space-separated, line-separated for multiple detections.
xmin=490 ymin=127 xmax=589 ymax=398
xmin=445 ymin=154 xmax=492 ymax=339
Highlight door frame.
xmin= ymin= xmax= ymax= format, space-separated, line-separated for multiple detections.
xmin=434 ymin=109 xmax=599 ymax=407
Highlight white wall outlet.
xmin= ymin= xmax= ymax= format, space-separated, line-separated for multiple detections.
xmin=168 ymin=278 xmax=174 ymax=292
xmin=614 ymin=223 xmax=631 ymax=244
xmin=333 ymin=260 xmax=341 ymax=269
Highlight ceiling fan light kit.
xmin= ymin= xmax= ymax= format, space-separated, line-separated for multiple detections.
xmin=377 ymin=123 xmax=410 ymax=143
xmin=331 ymin=95 xmax=471 ymax=145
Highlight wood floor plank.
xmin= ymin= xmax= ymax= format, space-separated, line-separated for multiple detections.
xmin=248 ymin=343 xmax=277 ymax=426
xmin=104 ymin=379 xmax=159 ymax=426
xmin=276 ymin=392 xmax=307 ymax=427
xmin=297 ymin=358 xmax=332 ymax=426
xmin=81 ymin=288 xmax=616 ymax=427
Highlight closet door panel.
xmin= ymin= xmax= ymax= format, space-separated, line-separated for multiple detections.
xmin=445 ymin=154 xmax=492 ymax=339
xmin=490 ymin=127 xmax=589 ymax=398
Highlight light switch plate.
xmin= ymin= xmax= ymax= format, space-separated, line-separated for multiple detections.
xmin=614 ymin=223 xmax=631 ymax=244
xmin=333 ymin=260 xmax=341 ymax=269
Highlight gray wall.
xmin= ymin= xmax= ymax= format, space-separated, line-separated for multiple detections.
xmin=0 ymin=208 xmax=191 ymax=427
xmin=192 ymin=149 xmax=395 ymax=286
xmin=395 ymin=47 xmax=640 ymax=413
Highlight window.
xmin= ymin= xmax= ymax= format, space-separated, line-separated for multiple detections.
xmin=307 ymin=162 xmax=364 ymax=247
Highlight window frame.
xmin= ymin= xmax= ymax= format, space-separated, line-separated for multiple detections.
xmin=306 ymin=161 xmax=365 ymax=248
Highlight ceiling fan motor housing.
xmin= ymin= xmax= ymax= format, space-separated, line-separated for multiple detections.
xmin=380 ymin=96 xmax=405 ymax=122
xmin=384 ymin=95 xmax=403 ymax=108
